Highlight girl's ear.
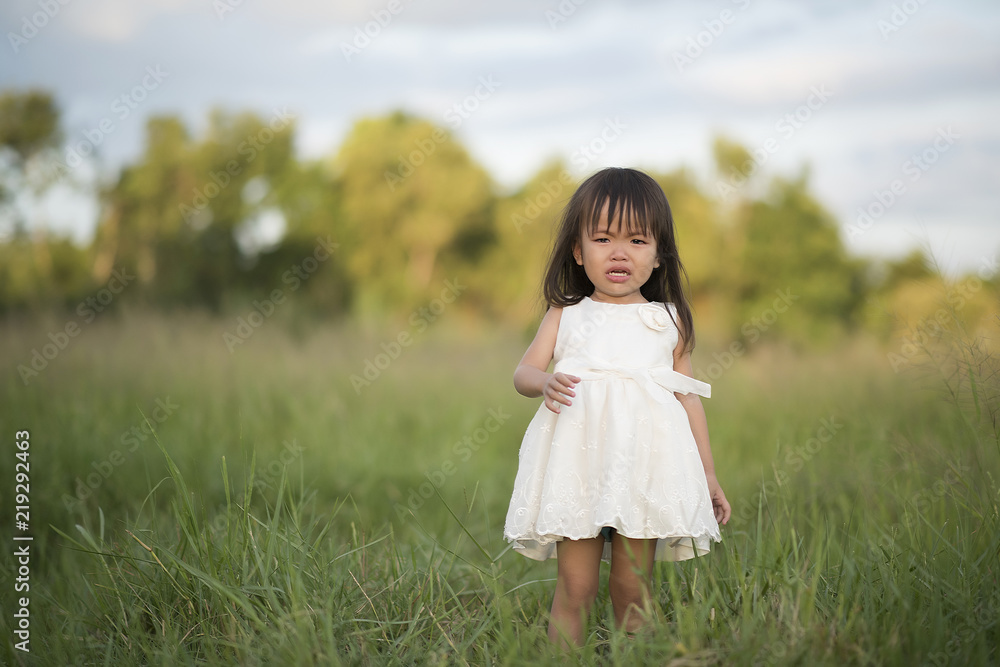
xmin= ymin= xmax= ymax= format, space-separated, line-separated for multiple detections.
xmin=573 ymin=240 xmax=583 ymax=265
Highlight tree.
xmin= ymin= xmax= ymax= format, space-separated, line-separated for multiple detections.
xmin=711 ymin=134 xmax=767 ymax=205
xmin=334 ymin=111 xmax=493 ymax=318
xmin=91 ymin=108 xmax=298 ymax=308
xmin=473 ymin=160 xmax=572 ymax=326
xmin=0 ymin=89 xmax=91 ymax=311
xmin=0 ymin=90 xmax=63 ymax=237
xmin=652 ymin=167 xmax=728 ymax=296
xmin=734 ymin=167 xmax=866 ymax=345
xmin=91 ymin=116 xmax=192 ymax=290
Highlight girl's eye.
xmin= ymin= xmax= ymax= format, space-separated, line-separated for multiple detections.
xmin=631 ymin=239 xmax=647 ymax=244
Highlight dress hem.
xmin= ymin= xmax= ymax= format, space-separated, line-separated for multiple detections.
xmin=504 ymin=527 xmax=722 ymax=563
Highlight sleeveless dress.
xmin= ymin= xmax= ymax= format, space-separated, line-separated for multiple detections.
xmin=503 ymin=296 xmax=722 ymax=562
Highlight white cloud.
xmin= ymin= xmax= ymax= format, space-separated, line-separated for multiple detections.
xmin=68 ymin=0 xmax=197 ymax=42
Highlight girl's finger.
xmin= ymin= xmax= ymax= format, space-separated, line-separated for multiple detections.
xmin=550 ymin=379 xmax=575 ymax=397
xmin=547 ymin=388 xmax=572 ymax=407
xmin=556 ymin=376 xmax=577 ymax=394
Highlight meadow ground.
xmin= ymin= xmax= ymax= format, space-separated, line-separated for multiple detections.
xmin=0 ymin=304 xmax=997 ymax=666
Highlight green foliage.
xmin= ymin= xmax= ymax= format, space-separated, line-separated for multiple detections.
xmin=0 ymin=90 xmax=64 ymax=236
xmin=652 ymin=167 xmax=730 ymax=295
xmin=2 ymin=88 xmax=998 ymax=348
xmin=0 ymin=89 xmax=61 ymax=162
xmin=0 ymin=234 xmax=92 ymax=312
xmin=711 ymin=134 xmax=755 ymax=189
xmin=476 ymin=159 xmax=574 ymax=323
xmin=733 ymin=169 xmax=867 ymax=346
xmin=882 ymin=248 xmax=936 ymax=290
xmin=334 ymin=111 xmax=494 ymax=319
xmin=92 ymin=109 xmax=304 ymax=309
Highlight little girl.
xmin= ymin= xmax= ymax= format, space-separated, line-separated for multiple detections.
xmin=503 ymin=167 xmax=730 ymax=648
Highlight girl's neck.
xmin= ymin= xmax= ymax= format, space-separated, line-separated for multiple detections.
xmin=587 ymin=294 xmax=649 ymax=305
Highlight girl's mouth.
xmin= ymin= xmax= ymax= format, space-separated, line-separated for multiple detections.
xmin=606 ymin=269 xmax=630 ymax=283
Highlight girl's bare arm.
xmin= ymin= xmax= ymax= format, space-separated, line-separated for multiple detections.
xmin=673 ymin=325 xmax=732 ymax=525
xmin=514 ymin=307 xmax=580 ymax=414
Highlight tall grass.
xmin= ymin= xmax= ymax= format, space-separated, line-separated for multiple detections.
xmin=0 ymin=301 xmax=997 ymax=665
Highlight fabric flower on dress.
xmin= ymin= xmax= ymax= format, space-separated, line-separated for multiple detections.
xmin=637 ymin=302 xmax=672 ymax=331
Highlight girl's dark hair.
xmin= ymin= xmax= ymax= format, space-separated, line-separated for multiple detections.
xmin=542 ymin=167 xmax=697 ymax=355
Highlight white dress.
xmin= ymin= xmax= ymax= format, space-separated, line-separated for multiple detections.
xmin=503 ymin=296 xmax=722 ymax=562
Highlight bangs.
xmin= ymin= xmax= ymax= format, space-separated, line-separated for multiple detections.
xmin=579 ymin=175 xmax=659 ymax=239
xmin=543 ymin=166 xmax=686 ymax=338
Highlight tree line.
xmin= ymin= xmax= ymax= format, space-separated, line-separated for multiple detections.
xmin=1 ymin=89 xmax=996 ymax=348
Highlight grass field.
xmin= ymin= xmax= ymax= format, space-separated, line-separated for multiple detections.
xmin=1 ymin=303 xmax=998 ymax=665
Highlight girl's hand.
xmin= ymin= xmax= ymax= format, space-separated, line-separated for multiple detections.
xmin=543 ymin=372 xmax=581 ymax=414
xmin=707 ymin=476 xmax=731 ymax=526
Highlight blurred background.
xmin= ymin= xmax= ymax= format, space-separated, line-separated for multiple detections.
xmin=1 ymin=0 xmax=997 ymax=335
xmin=1 ymin=2 xmax=1000 ymax=663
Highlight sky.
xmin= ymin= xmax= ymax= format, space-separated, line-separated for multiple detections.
xmin=2 ymin=0 xmax=999 ymax=278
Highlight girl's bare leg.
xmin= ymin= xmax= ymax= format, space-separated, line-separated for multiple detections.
xmin=549 ymin=536 xmax=605 ymax=648
xmin=608 ymin=532 xmax=656 ymax=634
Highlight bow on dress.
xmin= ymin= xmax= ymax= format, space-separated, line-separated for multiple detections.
xmin=553 ymin=353 xmax=711 ymax=403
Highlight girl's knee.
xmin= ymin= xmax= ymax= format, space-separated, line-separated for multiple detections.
xmin=554 ymin=537 xmax=604 ymax=607
xmin=609 ymin=570 xmax=645 ymax=601
xmin=609 ymin=562 xmax=653 ymax=609
xmin=558 ymin=573 xmax=600 ymax=606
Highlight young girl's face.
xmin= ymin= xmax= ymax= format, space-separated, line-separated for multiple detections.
xmin=573 ymin=201 xmax=660 ymax=304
